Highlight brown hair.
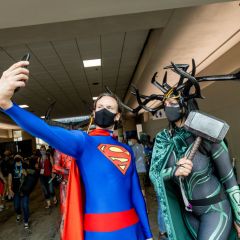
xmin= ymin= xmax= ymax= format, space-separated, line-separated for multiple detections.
xmin=93 ymin=92 xmax=122 ymax=113
xmin=40 ymin=145 xmax=46 ymax=150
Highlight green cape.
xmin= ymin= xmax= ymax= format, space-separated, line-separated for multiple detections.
xmin=150 ymin=128 xmax=237 ymax=240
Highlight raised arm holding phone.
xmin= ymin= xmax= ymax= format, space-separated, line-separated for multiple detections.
xmin=0 ymin=57 xmax=153 ymax=240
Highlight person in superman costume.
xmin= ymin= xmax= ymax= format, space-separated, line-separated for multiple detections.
xmin=0 ymin=61 xmax=153 ymax=240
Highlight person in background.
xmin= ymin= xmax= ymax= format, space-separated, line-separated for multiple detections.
xmin=0 ymin=168 xmax=6 ymax=211
xmin=8 ymin=154 xmax=29 ymax=229
xmin=38 ymin=145 xmax=57 ymax=208
xmin=140 ymin=134 xmax=153 ymax=187
xmin=47 ymin=146 xmax=55 ymax=158
xmin=21 ymin=156 xmax=39 ymax=194
xmin=128 ymin=135 xmax=148 ymax=205
xmin=31 ymin=149 xmax=41 ymax=168
xmin=1 ymin=150 xmax=12 ymax=200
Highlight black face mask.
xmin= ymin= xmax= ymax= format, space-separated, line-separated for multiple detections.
xmin=165 ymin=105 xmax=183 ymax=122
xmin=94 ymin=108 xmax=117 ymax=128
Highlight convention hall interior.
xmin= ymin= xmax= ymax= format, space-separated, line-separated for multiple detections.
xmin=0 ymin=0 xmax=239 ymax=239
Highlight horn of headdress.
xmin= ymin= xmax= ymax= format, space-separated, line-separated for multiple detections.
xmin=45 ymin=100 xmax=57 ymax=120
xmin=105 ymin=86 xmax=141 ymax=113
xmin=196 ymin=71 xmax=240 ymax=82
xmin=130 ymin=85 xmax=164 ymax=113
xmin=116 ymin=59 xmax=240 ymax=114
xmin=151 ymin=72 xmax=168 ymax=93
xmin=171 ymin=62 xmax=203 ymax=99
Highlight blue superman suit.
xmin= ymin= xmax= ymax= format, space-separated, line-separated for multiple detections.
xmin=4 ymin=104 xmax=152 ymax=240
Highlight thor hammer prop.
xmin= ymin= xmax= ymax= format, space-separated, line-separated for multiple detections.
xmin=179 ymin=111 xmax=229 ymax=211
xmin=184 ymin=110 xmax=229 ymax=161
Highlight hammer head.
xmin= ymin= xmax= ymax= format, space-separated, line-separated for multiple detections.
xmin=184 ymin=111 xmax=229 ymax=143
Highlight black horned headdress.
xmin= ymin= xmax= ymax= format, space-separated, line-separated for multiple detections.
xmin=111 ymin=59 xmax=240 ymax=114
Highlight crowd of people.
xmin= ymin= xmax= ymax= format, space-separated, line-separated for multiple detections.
xmin=0 ymin=146 xmax=62 ymax=230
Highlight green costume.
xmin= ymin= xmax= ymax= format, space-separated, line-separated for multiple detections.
xmin=116 ymin=59 xmax=240 ymax=239
xmin=150 ymin=128 xmax=238 ymax=240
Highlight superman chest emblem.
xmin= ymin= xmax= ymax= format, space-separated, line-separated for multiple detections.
xmin=98 ymin=144 xmax=131 ymax=174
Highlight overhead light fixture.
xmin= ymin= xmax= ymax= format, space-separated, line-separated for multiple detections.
xmin=40 ymin=116 xmax=45 ymax=119
xmin=19 ymin=105 xmax=29 ymax=108
xmin=83 ymin=59 xmax=101 ymax=68
xmin=92 ymin=97 xmax=98 ymax=100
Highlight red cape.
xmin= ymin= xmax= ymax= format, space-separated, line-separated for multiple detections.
xmin=62 ymin=160 xmax=84 ymax=240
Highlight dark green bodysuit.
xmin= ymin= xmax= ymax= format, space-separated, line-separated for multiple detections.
xmin=150 ymin=128 xmax=239 ymax=240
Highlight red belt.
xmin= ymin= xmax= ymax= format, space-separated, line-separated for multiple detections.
xmin=84 ymin=208 xmax=139 ymax=232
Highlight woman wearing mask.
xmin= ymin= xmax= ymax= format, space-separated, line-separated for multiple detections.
xmin=38 ymin=145 xmax=57 ymax=208
xmin=8 ymin=155 xmax=29 ymax=229
xmin=128 ymin=62 xmax=240 ymax=239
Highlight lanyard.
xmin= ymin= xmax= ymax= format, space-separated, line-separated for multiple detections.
xmin=14 ymin=163 xmax=22 ymax=178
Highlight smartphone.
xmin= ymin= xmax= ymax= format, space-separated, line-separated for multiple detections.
xmin=21 ymin=53 xmax=31 ymax=64
xmin=14 ymin=53 xmax=31 ymax=93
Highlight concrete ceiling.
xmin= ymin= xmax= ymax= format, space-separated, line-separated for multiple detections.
xmin=0 ymin=0 xmax=230 ymax=29
xmin=0 ymin=0 xmax=238 ymax=124
xmin=0 ymin=11 xmax=169 ymax=118
xmin=125 ymin=1 xmax=240 ymax=110
xmin=0 ymin=30 xmax=150 ymax=117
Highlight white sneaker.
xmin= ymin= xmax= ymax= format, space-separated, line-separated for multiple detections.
xmin=24 ymin=223 xmax=29 ymax=229
xmin=16 ymin=215 xmax=21 ymax=222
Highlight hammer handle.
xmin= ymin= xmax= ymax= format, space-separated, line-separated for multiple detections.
xmin=188 ymin=136 xmax=202 ymax=161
